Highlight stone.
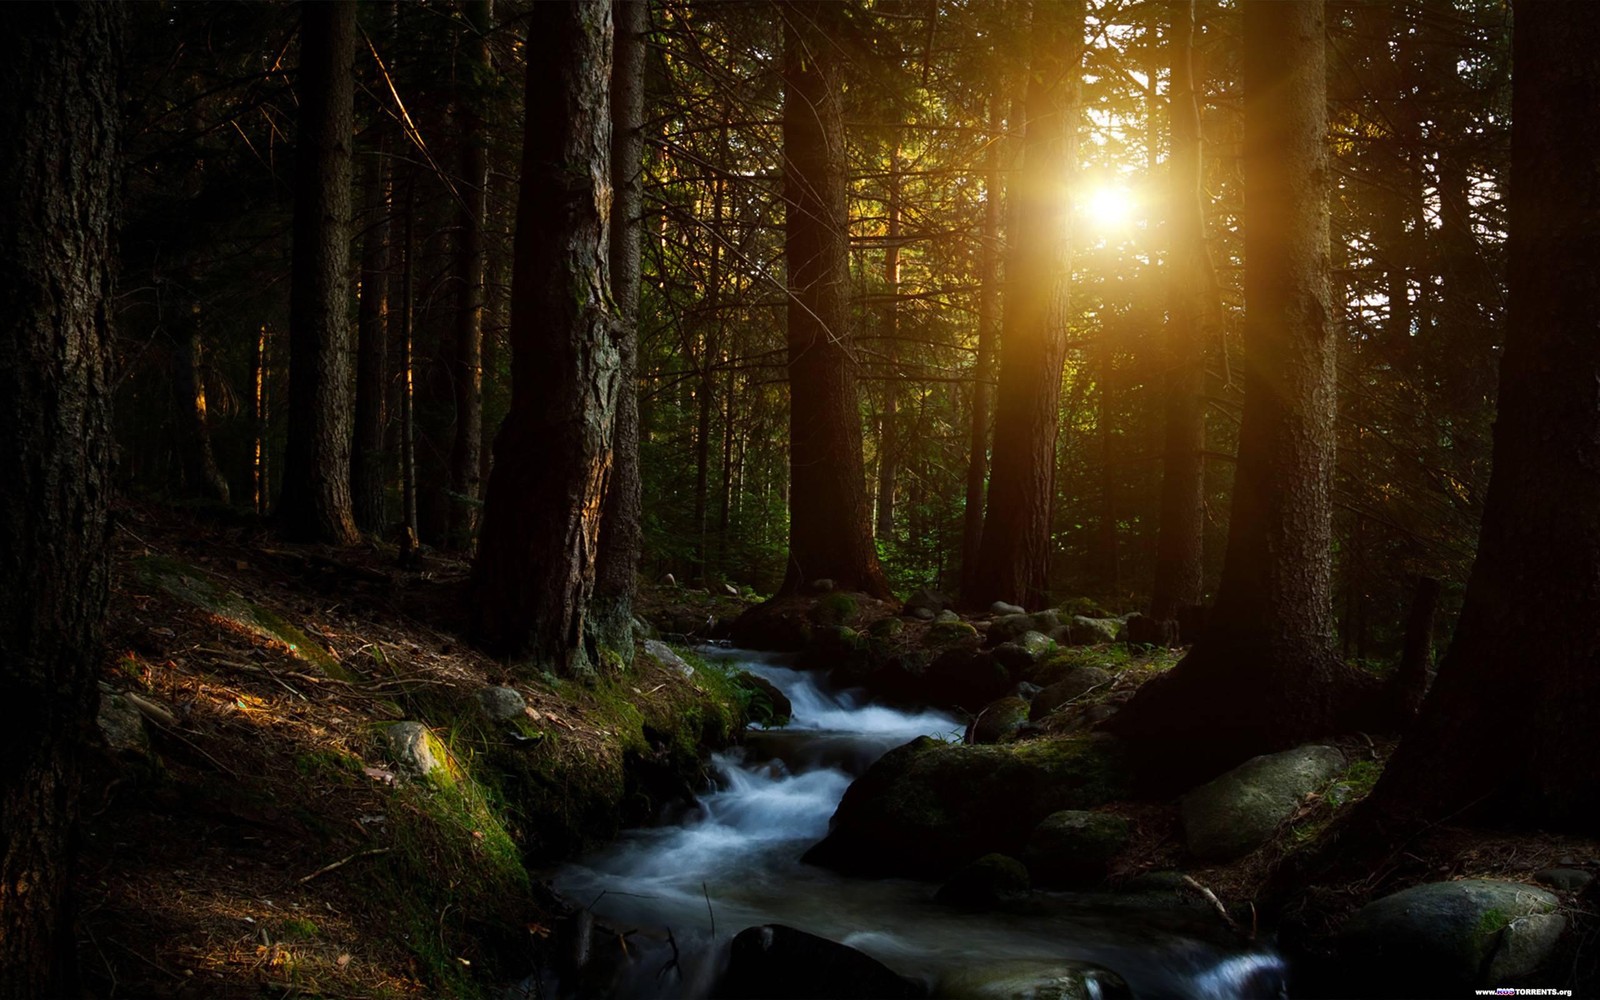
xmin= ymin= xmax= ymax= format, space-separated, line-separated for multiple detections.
xmin=934 ymin=609 xmax=961 ymax=623
xmin=912 ymin=607 xmax=936 ymax=621
xmin=934 ymin=960 xmax=1131 ymax=1000
xmin=810 ymin=578 xmax=836 ymax=593
xmin=643 ymin=639 xmax=696 ymax=678
xmin=96 ymin=687 xmax=149 ymax=754
xmin=1066 ymin=616 xmax=1122 ymax=645
xmin=1023 ymin=810 xmax=1131 ymax=887
xmin=991 ymin=601 xmax=1026 ymax=616
xmin=924 ymin=620 xmax=980 ymax=647
xmin=986 ymin=613 xmax=1038 ymax=644
xmin=734 ymin=671 xmax=792 ymax=728
xmin=906 ymin=589 xmax=952 ymax=616
xmin=1181 ymin=745 xmax=1346 ymax=861
xmin=723 ymin=583 xmax=740 ymax=597
xmin=1123 ymin=613 xmax=1178 ymax=647
xmin=967 ymin=697 xmax=1030 ymax=744
xmin=1012 ymin=682 xmax=1043 ymax=701
xmin=925 ymin=647 xmax=1010 ymax=711
xmin=935 ymin=853 xmax=1030 ymax=909
xmin=1336 ymin=879 xmax=1560 ymax=994
xmin=1029 ymin=668 xmax=1113 ymax=721
xmin=384 ymin=721 xmax=444 ymax=777
xmin=716 ymin=924 xmax=923 ymax=999
xmin=476 ymin=685 xmax=526 ymax=721
xmin=869 ymin=617 xmax=904 ymax=638
xmin=1534 ymin=867 xmax=1594 ymax=893
xmin=992 ymin=632 xmax=1055 ymax=678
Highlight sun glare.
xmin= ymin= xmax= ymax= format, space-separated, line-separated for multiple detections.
xmin=1083 ymin=185 xmax=1136 ymax=229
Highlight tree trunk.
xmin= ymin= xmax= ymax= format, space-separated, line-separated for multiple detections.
xmin=591 ymin=0 xmax=647 ymax=659
xmin=967 ymin=0 xmax=1082 ymax=610
xmin=470 ymin=1 xmax=618 ymax=676
xmin=278 ymin=0 xmax=359 ymax=545
xmin=0 ymin=6 xmax=119 ymax=994
xmin=173 ymin=300 xmax=231 ymax=505
xmin=961 ymin=90 xmax=1005 ymax=594
xmin=1093 ymin=342 xmax=1120 ymax=599
xmin=253 ymin=325 xmax=272 ymax=514
xmin=448 ymin=0 xmax=492 ymax=551
xmin=1108 ymin=0 xmax=1375 ymax=777
xmin=398 ymin=175 xmax=420 ymax=560
xmin=351 ymin=134 xmax=391 ymax=534
xmin=1360 ymin=1 xmax=1600 ymax=835
xmin=777 ymin=0 xmax=890 ymax=598
xmin=1149 ymin=0 xmax=1207 ymax=621
xmin=876 ymin=146 xmax=903 ymax=545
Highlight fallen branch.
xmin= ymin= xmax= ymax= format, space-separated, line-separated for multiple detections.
xmin=297 ymin=847 xmax=392 ymax=885
xmin=1180 ymin=874 xmax=1252 ymax=942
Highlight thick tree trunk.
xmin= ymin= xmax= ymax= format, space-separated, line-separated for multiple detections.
xmin=1149 ymin=0 xmax=1208 ymax=621
xmin=876 ymin=147 xmax=903 ymax=545
xmin=0 ymin=6 xmax=119 ymax=994
xmin=470 ymin=2 xmax=618 ymax=676
xmin=967 ymin=0 xmax=1082 ymax=610
xmin=591 ymin=0 xmax=648 ymax=659
xmin=278 ymin=0 xmax=360 ymax=545
xmin=777 ymin=0 xmax=890 ymax=598
xmin=1108 ymin=0 xmax=1375 ymax=777
xmin=961 ymin=90 xmax=1005 ymax=594
xmin=351 ymin=137 xmax=391 ymax=534
xmin=1360 ymin=1 xmax=1600 ymax=835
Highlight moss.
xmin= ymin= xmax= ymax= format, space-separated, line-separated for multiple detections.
xmin=294 ymin=748 xmax=363 ymax=784
xmin=810 ymin=592 xmax=859 ymax=626
xmin=925 ymin=620 xmax=979 ymax=646
xmin=868 ymin=617 xmax=904 ymax=639
xmin=277 ymin=916 xmax=320 ymax=939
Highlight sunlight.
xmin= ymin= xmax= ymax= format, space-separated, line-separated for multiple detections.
xmin=1082 ymin=184 xmax=1136 ymax=230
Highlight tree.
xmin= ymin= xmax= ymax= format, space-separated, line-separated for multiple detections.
xmin=1356 ymin=0 xmax=1600 ymax=834
xmin=966 ymin=0 xmax=1082 ymax=610
xmin=351 ymin=131 xmax=391 ymax=535
xmin=0 ymin=5 xmax=119 ymax=993
xmin=777 ymin=0 xmax=890 ymax=598
xmin=591 ymin=0 xmax=648 ymax=658
xmin=1108 ymin=0 xmax=1375 ymax=774
xmin=470 ymin=2 xmax=618 ymax=676
xmin=277 ymin=0 xmax=360 ymax=545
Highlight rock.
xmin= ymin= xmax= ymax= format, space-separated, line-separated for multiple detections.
xmin=991 ymin=601 xmax=1026 ymax=616
xmin=1123 ymin=613 xmax=1178 ymax=647
xmin=906 ymin=589 xmax=952 ymax=616
xmin=933 ymin=960 xmax=1131 ymax=1000
xmin=1336 ymin=879 xmax=1561 ymax=993
xmin=96 ymin=687 xmax=149 ymax=753
xmin=1012 ymin=681 xmax=1043 ymax=701
xmin=934 ymin=853 xmax=1030 ymax=908
xmin=1028 ymin=610 xmax=1062 ymax=633
xmin=716 ymin=924 xmax=923 ymax=999
xmin=991 ymin=631 xmax=1057 ymax=678
xmin=1181 ymin=744 xmax=1346 ymax=861
xmin=1066 ymin=616 xmax=1122 ymax=645
xmin=803 ymin=735 xmax=1131 ymax=879
xmin=723 ymin=582 xmax=740 ymax=596
xmin=924 ymin=620 xmax=980 ymax=647
xmin=911 ymin=607 xmax=936 ymax=621
xmin=1029 ymin=668 xmax=1113 ymax=721
xmin=967 ymin=697 xmax=1030 ymax=744
xmin=476 ymin=685 xmax=526 ymax=721
xmin=385 ymin=721 xmax=445 ymax=777
xmin=1534 ymin=867 xmax=1594 ymax=893
xmin=1023 ymin=810 xmax=1131 ymax=887
xmin=809 ymin=591 xmax=859 ymax=625
xmin=925 ymin=647 xmax=1011 ymax=711
xmin=934 ymin=609 xmax=961 ymax=623
xmin=731 ymin=597 xmax=815 ymax=650
xmin=734 ymin=671 xmax=792 ymax=727
xmin=869 ymin=617 xmax=904 ymax=638
xmin=986 ymin=613 xmax=1038 ymax=644
xmin=643 ymin=639 xmax=696 ymax=678
xmin=810 ymin=578 xmax=836 ymax=593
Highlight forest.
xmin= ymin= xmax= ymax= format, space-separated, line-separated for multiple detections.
xmin=2 ymin=0 xmax=1598 ymax=997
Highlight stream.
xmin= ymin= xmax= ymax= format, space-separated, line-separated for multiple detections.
xmin=545 ymin=647 xmax=1288 ymax=999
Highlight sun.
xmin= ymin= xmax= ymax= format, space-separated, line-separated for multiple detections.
xmin=1082 ymin=185 xmax=1136 ymax=229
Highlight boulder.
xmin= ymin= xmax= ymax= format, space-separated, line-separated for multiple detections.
xmin=1534 ymin=868 xmax=1594 ymax=893
xmin=1065 ymin=616 xmax=1122 ymax=645
xmin=809 ymin=591 xmax=860 ymax=625
xmin=96 ymin=687 xmax=149 ymax=754
xmin=934 ymin=609 xmax=961 ymax=624
xmin=991 ymin=601 xmax=1026 ymax=616
xmin=385 ymin=721 xmax=445 ymax=778
xmin=1029 ymin=668 xmax=1113 ymax=721
xmin=1335 ymin=879 xmax=1561 ymax=994
xmin=476 ymin=685 xmax=527 ymax=721
xmin=803 ymin=735 xmax=1130 ymax=879
xmin=715 ymin=924 xmax=924 ymax=999
xmin=934 ymin=853 xmax=1030 ymax=909
xmin=991 ymin=631 xmax=1057 ymax=677
xmin=642 ymin=639 xmax=696 ymax=678
xmin=906 ymin=589 xmax=952 ymax=617
xmin=1181 ymin=745 xmax=1346 ymax=861
xmin=1123 ymin=613 xmax=1178 ymax=647
xmin=731 ymin=597 xmax=815 ymax=650
xmin=985 ymin=613 xmax=1037 ymax=644
xmin=933 ymin=961 xmax=1131 ymax=1000
xmin=1022 ymin=810 xmax=1131 ymax=887
xmin=911 ymin=607 xmax=936 ymax=621
xmin=967 ymin=697 xmax=1030 ymax=744
xmin=925 ymin=647 xmax=1011 ymax=712
xmin=734 ymin=671 xmax=792 ymax=727
xmin=924 ymin=620 xmax=980 ymax=647
xmin=868 ymin=617 xmax=905 ymax=639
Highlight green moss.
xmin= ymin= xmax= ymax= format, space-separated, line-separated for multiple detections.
xmin=294 ymin=748 xmax=362 ymax=783
xmin=277 ymin=916 xmax=320 ymax=939
xmin=868 ymin=617 xmax=904 ymax=639
xmin=810 ymin=592 xmax=859 ymax=626
xmin=925 ymin=620 xmax=979 ymax=646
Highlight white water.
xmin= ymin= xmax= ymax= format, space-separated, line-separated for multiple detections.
xmin=547 ymin=647 xmax=1287 ymax=999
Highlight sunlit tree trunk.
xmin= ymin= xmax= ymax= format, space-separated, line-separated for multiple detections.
xmin=0 ymin=6 xmax=119 ymax=993
xmin=470 ymin=1 xmax=617 ymax=676
xmin=777 ymin=0 xmax=889 ymax=598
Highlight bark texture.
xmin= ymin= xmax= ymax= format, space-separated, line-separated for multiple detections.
xmin=778 ymin=0 xmax=890 ymax=598
xmin=960 ymin=90 xmax=1005 ymax=594
xmin=967 ymin=0 xmax=1081 ymax=610
xmin=1360 ymin=0 xmax=1600 ymax=834
xmin=278 ymin=0 xmax=360 ymax=545
xmin=591 ymin=0 xmax=648 ymax=659
xmin=351 ymin=137 xmax=391 ymax=534
xmin=0 ymin=5 xmax=119 ymax=993
xmin=470 ymin=1 xmax=618 ymax=676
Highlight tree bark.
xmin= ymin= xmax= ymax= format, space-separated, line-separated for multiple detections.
xmin=0 ymin=6 xmax=119 ymax=994
xmin=278 ymin=0 xmax=360 ymax=545
xmin=173 ymin=299 xmax=231 ymax=505
xmin=876 ymin=145 xmax=903 ymax=545
xmin=967 ymin=0 xmax=1082 ymax=610
xmin=1359 ymin=0 xmax=1600 ymax=835
xmin=470 ymin=1 xmax=618 ymax=676
xmin=351 ymin=134 xmax=391 ymax=535
xmin=591 ymin=0 xmax=648 ymax=659
xmin=961 ymin=90 xmax=1005 ymax=595
xmin=777 ymin=0 xmax=890 ymax=598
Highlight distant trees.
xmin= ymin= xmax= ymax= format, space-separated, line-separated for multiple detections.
xmin=0 ymin=5 xmax=120 ymax=993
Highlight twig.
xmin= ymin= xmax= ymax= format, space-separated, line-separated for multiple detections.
xmin=657 ymin=927 xmax=681 ymax=981
xmin=1180 ymin=874 xmax=1252 ymax=942
xmin=702 ymin=881 xmax=716 ymax=938
xmin=297 ymin=847 xmax=392 ymax=885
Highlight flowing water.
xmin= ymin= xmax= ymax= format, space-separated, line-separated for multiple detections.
xmin=546 ymin=647 xmax=1287 ymax=999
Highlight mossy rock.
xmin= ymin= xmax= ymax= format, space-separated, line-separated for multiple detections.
xmin=803 ymin=734 xmax=1131 ymax=879
xmin=935 ymin=853 xmax=1030 ymax=909
xmin=1029 ymin=668 xmax=1113 ymax=720
xmin=733 ymin=670 xmax=792 ymax=727
xmin=809 ymin=592 xmax=861 ymax=626
xmin=968 ymin=696 xmax=1030 ymax=744
xmin=1023 ymin=810 xmax=1132 ymax=887
xmin=868 ymin=617 xmax=905 ymax=639
xmin=925 ymin=620 xmax=980 ymax=646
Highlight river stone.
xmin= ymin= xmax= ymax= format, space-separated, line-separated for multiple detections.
xmin=1029 ymin=668 xmax=1113 ymax=721
xmin=803 ymin=734 xmax=1130 ymax=879
xmin=1336 ymin=879 xmax=1560 ymax=993
xmin=991 ymin=601 xmax=1026 ymax=616
xmin=1181 ymin=745 xmax=1346 ymax=861
xmin=716 ymin=924 xmax=923 ymax=999
xmin=934 ymin=960 xmax=1132 ymax=1000
xmin=385 ymin=721 xmax=444 ymax=777
xmin=643 ymin=639 xmax=695 ymax=678
xmin=97 ymin=688 xmax=149 ymax=753
xmin=1534 ymin=867 xmax=1594 ymax=892
xmin=935 ymin=853 xmax=1030 ymax=909
xmin=1066 ymin=616 xmax=1122 ymax=645
xmin=967 ymin=697 xmax=1030 ymax=744
xmin=1023 ymin=810 xmax=1132 ymax=887
xmin=476 ymin=685 xmax=526 ymax=721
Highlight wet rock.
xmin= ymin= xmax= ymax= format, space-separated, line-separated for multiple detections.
xmin=967 ymin=697 xmax=1030 ymax=744
xmin=991 ymin=601 xmax=1026 ymax=616
xmin=643 ymin=639 xmax=696 ymax=678
xmin=96 ymin=686 xmax=149 ymax=753
xmin=1023 ymin=810 xmax=1131 ymax=887
xmin=1029 ymin=668 xmax=1113 ymax=721
xmin=476 ymin=685 xmax=527 ymax=721
xmin=1181 ymin=744 xmax=1345 ymax=861
xmin=934 ymin=960 xmax=1132 ymax=1000
xmin=1335 ymin=879 xmax=1560 ymax=994
xmin=733 ymin=671 xmax=792 ymax=727
xmin=1123 ymin=613 xmax=1178 ymax=647
xmin=385 ymin=721 xmax=444 ymax=777
xmin=934 ymin=853 xmax=1029 ymax=909
xmin=1066 ymin=616 xmax=1122 ymax=645
xmin=716 ymin=924 xmax=924 ymax=999
xmin=803 ymin=734 xmax=1131 ymax=879
xmin=1534 ymin=867 xmax=1594 ymax=892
